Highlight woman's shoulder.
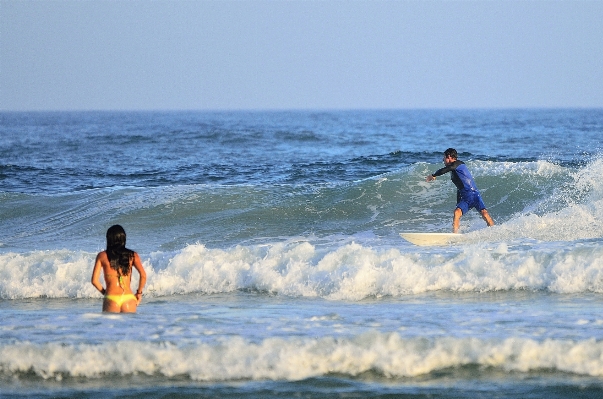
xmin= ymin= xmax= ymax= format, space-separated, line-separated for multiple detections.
xmin=96 ymin=251 xmax=111 ymax=266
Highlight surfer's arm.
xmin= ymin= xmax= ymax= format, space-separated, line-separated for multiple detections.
xmin=426 ymin=165 xmax=453 ymax=181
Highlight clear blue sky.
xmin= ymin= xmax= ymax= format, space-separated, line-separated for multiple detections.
xmin=1 ymin=0 xmax=602 ymax=111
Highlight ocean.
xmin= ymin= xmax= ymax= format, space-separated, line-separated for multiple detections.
xmin=1 ymin=109 xmax=603 ymax=398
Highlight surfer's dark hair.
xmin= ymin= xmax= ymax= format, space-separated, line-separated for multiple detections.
xmin=106 ymin=224 xmax=134 ymax=276
xmin=444 ymin=148 xmax=458 ymax=159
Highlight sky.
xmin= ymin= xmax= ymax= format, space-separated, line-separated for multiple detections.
xmin=1 ymin=0 xmax=602 ymax=111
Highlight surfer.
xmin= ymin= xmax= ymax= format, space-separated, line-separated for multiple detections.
xmin=91 ymin=225 xmax=147 ymax=313
xmin=426 ymin=148 xmax=494 ymax=233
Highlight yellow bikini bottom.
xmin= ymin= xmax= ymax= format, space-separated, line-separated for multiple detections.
xmin=104 ymin=293 xmax=137 ymax=307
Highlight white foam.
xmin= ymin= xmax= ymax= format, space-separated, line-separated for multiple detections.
xmin=150 ymin=239 xmax=603 ymax=298
xmin=0 ymin=250 xmax=155 ymax=300
xmin=0 ymin=250 xmax=96 ymax=299
xmin=469 ymin=159 xmax=565 ymax=178
xmin=2 ymin=333 xmax=603 ymax=380
xmin=493 ymin=156 xmax=603 ymax=242
xmin=3 ymin=238 xmax=603 ymax=300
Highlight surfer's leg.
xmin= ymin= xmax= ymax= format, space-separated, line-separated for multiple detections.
xmin=453 ymin=208 xmax=462 ymax=233
xmin=453 ymin=199 xmax=469 ymax=234
xmin=480 ymin=209 xmax=494 ymax=227
xmin=472 ymin=193 xmax=494 ymax=227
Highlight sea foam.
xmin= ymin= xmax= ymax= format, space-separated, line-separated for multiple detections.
xmin=2 ymin=333 xmax=603 ymax=380
xmin=2 ymin=237 xmax=603 ymax=300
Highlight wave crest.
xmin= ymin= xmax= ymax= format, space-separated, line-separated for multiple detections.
xmin=2 ymin=333 xmax=603 ymax=380
xmin=3 ymin=239 xmax=603 ymax=300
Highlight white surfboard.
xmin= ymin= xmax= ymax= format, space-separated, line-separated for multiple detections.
xmin=400 ymin=232 xmax=464 ymax=246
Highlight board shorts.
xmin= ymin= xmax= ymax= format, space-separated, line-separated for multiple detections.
xmin=456 ymin=190 xmax=487 ymax=215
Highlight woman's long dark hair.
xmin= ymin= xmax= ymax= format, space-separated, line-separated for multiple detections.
xmin=106 ymin=225 xmax=134 ymax=276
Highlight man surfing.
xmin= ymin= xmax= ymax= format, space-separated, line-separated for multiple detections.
xmin=426 ymin=148 xmax=494 ymax=233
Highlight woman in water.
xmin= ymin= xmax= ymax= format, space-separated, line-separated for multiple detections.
xmin=91 ymin=225 xmax=147 ymax=313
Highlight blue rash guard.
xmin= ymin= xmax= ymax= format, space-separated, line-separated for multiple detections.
xmin=432 ymin=160 xmax=487 ymax=214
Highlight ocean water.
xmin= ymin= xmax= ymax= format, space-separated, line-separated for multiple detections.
xmin=1 ymin=109 xmax=603 ymax=398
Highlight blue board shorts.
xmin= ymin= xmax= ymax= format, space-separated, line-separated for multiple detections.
xmin=456 ymin=190 xmax=487 ymax=215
